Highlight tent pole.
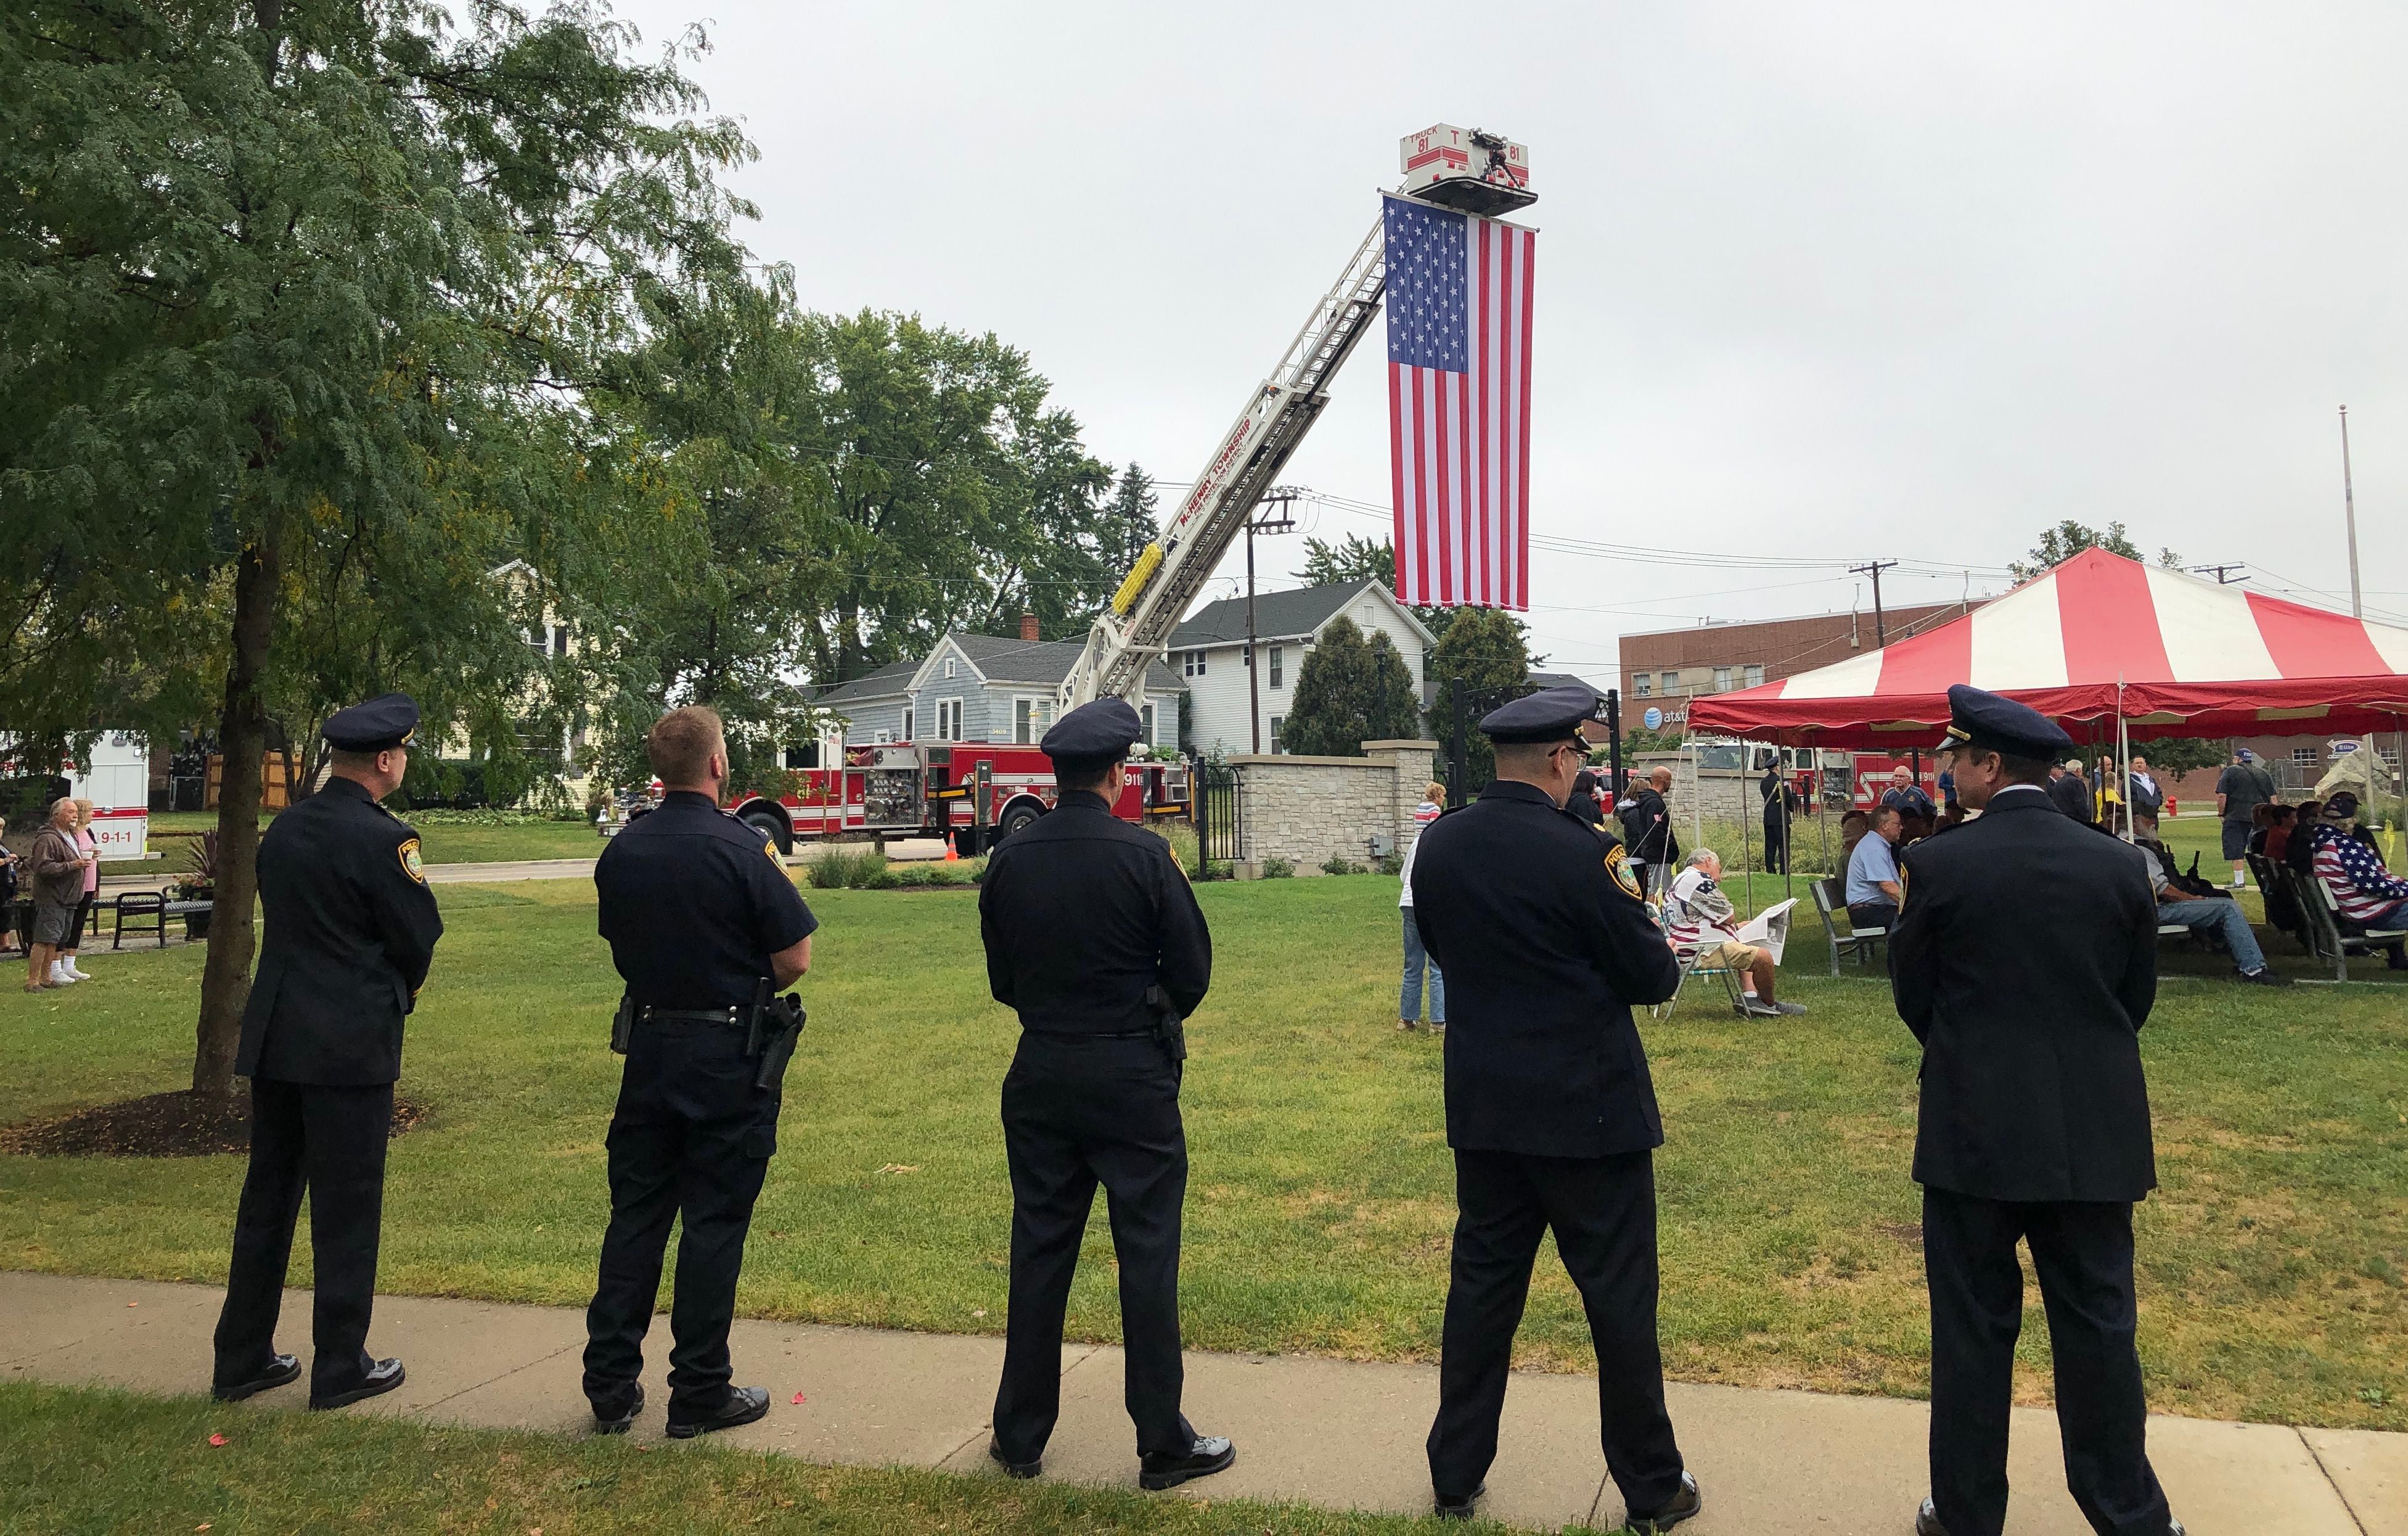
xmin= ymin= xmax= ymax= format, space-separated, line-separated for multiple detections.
xmin=1816 ymin=732 xmax=1832 ymax=876
xmin=2116 ymin=681 xmax=2132 ymax=840
xmin=1740 ymin=764 xmax=1754 ymax=915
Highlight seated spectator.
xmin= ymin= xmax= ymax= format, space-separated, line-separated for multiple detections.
xmin=2134 ymin=811 xmax=2289 ymax=986
xmin=1878 ymin=766 xmax=1936 ymax=821
xmin=2284 ymin=800 xmax=2324 ymax=880
xmin=2307 ymin=792 xmax=2408 ymax=969
xmin=1837 ymin=808 xmax=1871 ymax=869
xmin=2048 ymin=757 xmax=2095 ymax=822
xmin=1844 ymin=806 xmax=1904 ymax=933
xmin=1663 ymin=850 xmax=1803 ymax=1017
xmin=2252 ymin=805 xmax=2304 ymax=937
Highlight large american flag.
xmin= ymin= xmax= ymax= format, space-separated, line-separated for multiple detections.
xmin=1383 ymin=194 xmax=1535 ymax=610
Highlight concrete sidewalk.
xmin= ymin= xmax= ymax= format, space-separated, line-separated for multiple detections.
xmin=2 ymin=1273 xmax=2396 ymax=1534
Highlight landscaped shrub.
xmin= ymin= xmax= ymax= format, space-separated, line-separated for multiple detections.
xmin=805 ymin=845 xmax=887 ymax=889
xmin=1377 ymin=852 xmax=1404 ymax=877
xmin=1261 ymin=856 xmax=1293 ymax=879
xmin=1321 ymin=855 xmax=1364 ymax=876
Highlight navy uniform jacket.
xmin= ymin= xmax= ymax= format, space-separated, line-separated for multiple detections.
xmin=237 ymin=775 xmax=444 ymax=1086
xmin=1890 ymin=786 xmax=2159 ymax=1203
xmin=595 ymin=791 xmax=816 ymax=1009
xmin=1411 ymin=779 xmax=1683 ymax=1157
xmin=978 ymin=791 xmax=1211 ymax=1033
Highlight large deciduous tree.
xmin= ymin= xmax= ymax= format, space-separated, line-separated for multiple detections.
xmin=0 ymin=0 xmax=751 ymax=1094
xmin=2010 ymin=521 xmax=2182 ymax=581
xmin=1279 ymin=618 xmax=1420 ymax=757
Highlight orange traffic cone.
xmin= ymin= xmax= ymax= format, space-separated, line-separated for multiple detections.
xmin=944 ymin=840 xmax=960 ymax=862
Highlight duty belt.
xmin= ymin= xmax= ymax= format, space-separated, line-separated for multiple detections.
xmin=637 ymin=1006 xmax=748 ymax=1025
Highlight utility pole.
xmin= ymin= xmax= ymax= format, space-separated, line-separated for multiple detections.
xmin=1849 ymin=560 xmax=1898 ymax=646
xmin=2341 ymin=405 xmax=2362 ymax=618
xmin=2187 ymin=563 xmax=2246 ymax=585
xmin=1244 ymin=488 xmax=1299 ymax=754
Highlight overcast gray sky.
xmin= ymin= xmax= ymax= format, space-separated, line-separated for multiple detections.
xmin=612 ymin=1 xmax=2407 ymax=680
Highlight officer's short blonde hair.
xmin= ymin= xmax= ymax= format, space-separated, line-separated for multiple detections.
xmin=649 ymin=706 xmax=726 ymax=787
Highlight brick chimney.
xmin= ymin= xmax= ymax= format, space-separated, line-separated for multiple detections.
xmin=1018 ymin=611 xmax=1040 ymax=643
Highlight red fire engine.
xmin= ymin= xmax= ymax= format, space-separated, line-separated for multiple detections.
xmin=725 ymin=743 xmax=1189 ymax=858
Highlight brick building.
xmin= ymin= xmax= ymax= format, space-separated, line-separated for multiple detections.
xmin=1617 ymin=601 xmax=1986 ymax=728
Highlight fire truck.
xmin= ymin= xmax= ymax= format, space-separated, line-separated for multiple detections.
xmin=729 ymin=126 xmax=1534 ymax=856
xmin=725 ymin=742 xmax=1189 ymax=858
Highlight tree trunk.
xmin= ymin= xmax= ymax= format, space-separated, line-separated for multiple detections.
xmin=193 ymin=533 xmax=282 ymax=1097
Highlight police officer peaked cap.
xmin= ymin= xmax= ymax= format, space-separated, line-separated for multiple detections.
xmin=1479 ymin=684 xmax=1601 ymax=745
xmin=1041 ymin=697 xmax=1144 ymax=771
xmin=1933 ymin=683 xmax=2073 ymax=760
xmin=322 ymin=693 xmax=421 ymax=752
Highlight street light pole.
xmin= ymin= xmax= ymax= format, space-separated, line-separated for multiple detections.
xmin=2341 ymin=405 xmax=2362 ymax=619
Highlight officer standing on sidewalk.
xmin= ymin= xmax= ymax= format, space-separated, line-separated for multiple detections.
xmin=1410 ymin=685 xmax=1700 ymax=1529
xmin=1892 ymin=686 xmax=2183 ymax=1536
xmin=212 ymin=693 xmax=441 ymax=1411
xmin=583 ymin=705 xmax=816 ymax=1439
xmin=977 ymin=697 xmax=1232 ymax=1490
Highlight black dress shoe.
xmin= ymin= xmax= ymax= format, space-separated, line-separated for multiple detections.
xmin=592 ymin=1382 xmax=644 ymax=1435
xmin=310 ymin=1357 xmax=406 ymax=1411
xmin=665 ymin=1385 xmax=769 ymax=1439
xmin=987 ymin=1439 xmax=1041 ymax=1479
xmin=2238 ymin=968 xmax=2293 ymax=987
xmin=1138 ymin=1433 xmax=1235 ymax=1490
xmin=1916 ymin=1496 xmax=1949 ymax=1536
xmin=1628 ymin=1471 xmax=1702 ymax=1534
xmin=1433 ymin=1482 xmax=1486 ymax=1521
xmin=213 ymin=1353 xmax=301 ymax=1403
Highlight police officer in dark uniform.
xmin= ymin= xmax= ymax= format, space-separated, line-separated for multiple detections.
xmin=1890 ymin=686 xmax=2182 ymax=1536
xmin=584 ymin=705 xmax=817 ymax=1439
xmin=977 ymin=697 xmax=1231 ymax=1490
xmin=212 ymin=693 xmax=442 ymax=1410
xmin=1409 ymin=686 xmax=1701 ymax=1529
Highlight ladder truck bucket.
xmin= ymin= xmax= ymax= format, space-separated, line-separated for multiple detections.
xmin=1398 ymin=124 xmax=1534 ymax=216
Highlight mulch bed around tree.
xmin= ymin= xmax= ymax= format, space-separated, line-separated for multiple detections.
xmin=0 ymin=1091 xmax=428 ymax=1159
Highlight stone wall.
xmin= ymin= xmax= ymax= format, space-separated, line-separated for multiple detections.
xmin=1228 ymin=739 xmax=1436 ymax=875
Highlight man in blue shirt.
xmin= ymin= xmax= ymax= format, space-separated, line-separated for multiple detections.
xmin=1880 ymin=766 xmax=1936 ymax=821
xmin=1846 ymin=807 xmax=1904 ymax=932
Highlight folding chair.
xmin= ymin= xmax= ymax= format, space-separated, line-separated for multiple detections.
xmin=1810 ymin=877 xmax=1885 ymax=977
xmin=1652 ymin=941 xmax=1749 ymax=1021
xmin=2298 ymin=871 xmax=2408 ymax=983
xmin=113 ymin=891 xmax=168 ymax=950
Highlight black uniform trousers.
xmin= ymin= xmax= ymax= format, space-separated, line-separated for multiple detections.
xmin=1923 ymin=1186 xmax=2171 ymax=1536
xmin=993 ymin=1033 xmax=1190 ymax=1463
xmin=583 ymin=1017 xmax=780 ymax=1420
xmin=1762 ymin=817 xmax=1788 ymax=875
xmin=212 ymin=1077 xmax=393 ymax=1400
xmin=1429 ymin=1148 xmax=1684 ymax=1513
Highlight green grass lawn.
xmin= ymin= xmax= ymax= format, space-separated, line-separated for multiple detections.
xmin=108 ymin=811 xmax=603 ymax=871
xmin=1 ymin=874 xmax=2401 ymax=1432
xmin=0 ymin=1382 xmax=1461 ymax=1536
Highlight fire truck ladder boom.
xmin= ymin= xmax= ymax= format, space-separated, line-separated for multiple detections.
xmin=1056 ymin=214 xmax=1389 ymax=711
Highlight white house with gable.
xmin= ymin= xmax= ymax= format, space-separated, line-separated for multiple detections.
xmin=1166 ymin=580 xmax=1438 ymax=756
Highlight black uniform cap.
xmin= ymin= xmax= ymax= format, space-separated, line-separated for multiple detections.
xmin=322 ymin=692 xmax=420 ymax=752
xmin=1933 ymin=683 xmax=2073 ymax=760
xmin=1480 ymin=684 xmax=1602 ymax=745
xmin=1041 ymin=697 xmax=1144 ymax=774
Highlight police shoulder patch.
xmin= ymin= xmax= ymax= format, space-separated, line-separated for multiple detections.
xmin=763 ymin=837 xmax=780 ymax=865
xmin=397 ymin=837 xmax=426 ymax=885
xmin=1603 ymin=842 xmax=1642 ymax=899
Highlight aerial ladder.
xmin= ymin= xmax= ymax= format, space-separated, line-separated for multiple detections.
xmin=1054 ymin=125 xmax=1534 ymax=715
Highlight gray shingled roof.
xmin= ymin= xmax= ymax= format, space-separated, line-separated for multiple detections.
xmin=1167 ymin=581 xmax=1398 ymax=649
xmin=1527 ymin=670 xmax=1602 ymax=699
xmin=815 ymin=633 xmax=1181 ymax=703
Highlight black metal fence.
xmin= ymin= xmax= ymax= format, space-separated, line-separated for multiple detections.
xmin=1194 ymin=778 xmax=1243 ymax=866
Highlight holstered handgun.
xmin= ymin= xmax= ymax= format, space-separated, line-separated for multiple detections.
xmin=1142 ymin=984 xmax=1188 ymax=1064
xmin=753 ymin=993 xmax=806 ymax=1092
xmin=610 ymin=995 xmax=636 ymax=1056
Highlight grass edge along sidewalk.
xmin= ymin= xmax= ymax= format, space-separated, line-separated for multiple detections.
xmin=2 ymin=879 xmax=2404 ymax=1435
xmin=0 ymin=1275 xmax=2391 ymax=1536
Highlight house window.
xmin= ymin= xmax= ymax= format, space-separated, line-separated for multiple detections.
xmin=1661 ymin=671 xmax=1680 ymax=694
xmin=1182 ymin=649 xmax=1207 ymax=678
xmin=523 ymin=628 xmax=548 ymax=661
xmin=1140 ymin=702 xmax=1157 ymax=743
xmin=1713 ymin=666 xmax=1733 ymax=692
xmin=2293 ymin=746 xmax=2318 ymax=763
xmin=944 ymin=656 xmax=957 ymax=680
xmin=901 ymin=705 xmax=915 ymax=742
xmin=1744 ymin=663 xmax=1764 ymax=689
xmin=1634 ymin=674 xmax=1652 ymax=699
xmin=1014 ymin=697 xmax=1052 ymax=745
xmin=1269 ymin=647 xmax=1285 ymax=688
xmin=1269 ymin=716 xmax=1285 ymax=754
xmin=1421 ymin=649 xmax=1431 ymax=681
xmin=936 ymin=698 xmax=964 ymax=741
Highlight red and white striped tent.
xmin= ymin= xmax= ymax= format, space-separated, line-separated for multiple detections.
xmin=1687 ymin=549 xmax=2408 ymax=749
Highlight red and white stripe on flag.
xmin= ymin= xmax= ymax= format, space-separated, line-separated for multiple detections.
xmin=1383 ymin=196 xmax=1535 ymax=611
